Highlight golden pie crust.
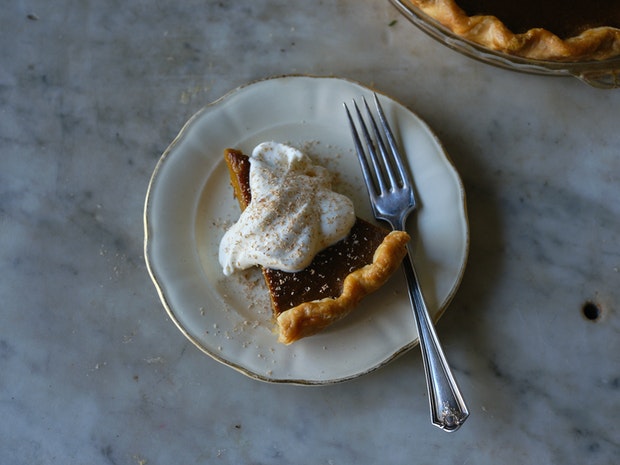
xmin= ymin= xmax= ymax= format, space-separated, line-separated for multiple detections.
xmin=404 ymin=0 xmax=620 ymax=61
xmin=223 ymin=148 xmax=410 ymax=344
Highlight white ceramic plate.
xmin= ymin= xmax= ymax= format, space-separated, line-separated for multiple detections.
xmin=144 ymin=75 xmax=468 ymax=384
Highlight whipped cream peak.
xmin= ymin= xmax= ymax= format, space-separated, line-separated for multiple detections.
xmin=219 ymin=142 xmax=356 ymax=275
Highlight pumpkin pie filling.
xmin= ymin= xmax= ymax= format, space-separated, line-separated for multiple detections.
xmin=222 ymin=147 xmax=410 ymax=344
xmin=457 ymin=0 xmax=620 ymax=38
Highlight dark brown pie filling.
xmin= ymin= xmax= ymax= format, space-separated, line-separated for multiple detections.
xmin=457 ymin=0 xmax=620 ymax=39
xmin=264 ymin=220 xmax=389 ymax=314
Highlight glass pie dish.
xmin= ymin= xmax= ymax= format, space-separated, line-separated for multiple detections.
xmin=389 ymin=0 xmax=620 ymax=89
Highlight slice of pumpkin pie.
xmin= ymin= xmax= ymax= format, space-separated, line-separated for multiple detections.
xmin=219 ymin=142 xmax=409 ymax=344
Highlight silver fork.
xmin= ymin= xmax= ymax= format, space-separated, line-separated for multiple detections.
xmin=344 ymin=94 xmax=469 ymax=432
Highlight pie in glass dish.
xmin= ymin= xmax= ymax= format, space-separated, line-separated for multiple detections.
xmin=393 ymin=0 xmax=620 ymax=61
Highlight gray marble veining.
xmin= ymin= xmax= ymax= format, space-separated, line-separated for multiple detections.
xmin=1 ymin=0 xmax=619 ymax=464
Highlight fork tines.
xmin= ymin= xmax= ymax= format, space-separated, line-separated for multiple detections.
xmin=344 ymin=94 xmax=410 ymax=196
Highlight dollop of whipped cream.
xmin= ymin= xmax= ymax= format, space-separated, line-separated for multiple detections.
xmin=219 ymin=142 xmax=356 ymax=275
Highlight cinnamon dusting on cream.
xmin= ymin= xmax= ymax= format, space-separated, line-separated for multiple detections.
xmin=219 ymin=142 xmax=356 ymax=275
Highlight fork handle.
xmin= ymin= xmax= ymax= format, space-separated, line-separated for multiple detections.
xmin=401 ymin=247 xmax=469 ymax=431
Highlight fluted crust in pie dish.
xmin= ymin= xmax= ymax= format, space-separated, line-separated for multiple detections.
xmin=276 ymin=230 xmax=409 ymax=345
xmin=407 ymin=0 xmax=620 ymax=61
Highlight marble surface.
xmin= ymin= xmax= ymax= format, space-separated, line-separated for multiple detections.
xmin=1 ymin=0 xmax=619 ymax=463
